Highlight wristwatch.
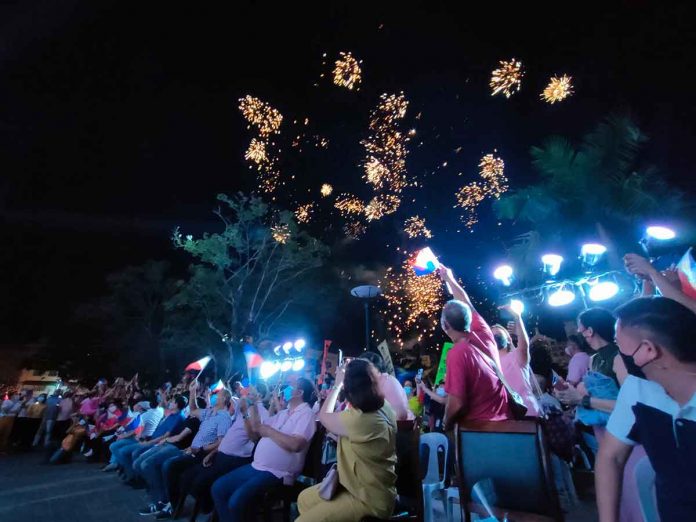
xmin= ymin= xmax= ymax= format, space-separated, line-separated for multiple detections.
xmin=242 ymin=413 xmax=251 ymax=420
xmin=581 ymin=395 xmax=592 ymax=409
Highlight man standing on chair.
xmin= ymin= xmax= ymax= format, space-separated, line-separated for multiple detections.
xmin=438 ymin=266 xmax=511 ymax=429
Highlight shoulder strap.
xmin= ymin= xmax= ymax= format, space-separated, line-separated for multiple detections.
xmin=471 ymin=345 xmax=521 ymax=402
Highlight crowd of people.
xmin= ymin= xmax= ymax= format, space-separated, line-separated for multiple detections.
xmin=1 ymin=252 xmax=694 ymax=521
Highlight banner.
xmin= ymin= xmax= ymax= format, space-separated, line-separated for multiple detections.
xmin=318 ymin=340 xmax=332 ymax=384
xmin=434 ymin=342 xmax=453 ymax=386
xmin=376 ymin=339 xmax=395 ymax=376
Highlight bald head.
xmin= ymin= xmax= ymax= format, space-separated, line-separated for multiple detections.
xmin=441 ymin=299 xmax=472 ymax=334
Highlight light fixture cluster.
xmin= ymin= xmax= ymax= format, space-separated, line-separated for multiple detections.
xmin=259 ymin=338 xmax=306 ymax=379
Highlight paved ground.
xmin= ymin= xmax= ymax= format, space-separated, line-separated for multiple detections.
xmin=0 ymin=451 xmax=597 ymax=522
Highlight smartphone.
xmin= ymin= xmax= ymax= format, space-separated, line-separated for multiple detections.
xmin=338 ymin=349 xmax=343 ymax=367
xmin=415 ymin=368 xmax=423 ymax=382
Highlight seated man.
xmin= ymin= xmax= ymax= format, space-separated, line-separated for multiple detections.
xmin=211 ymin=378 xmax=316 ymax=522
xmin=104 ymin=400 xmax=163 ymax=471
xmin=438 ymin=265 xmax=511 ymax=429
xmin=139 ymin=384 xmax=233 ymax=519
xmin=106 ymin=395 xmax=186 ymax=478
xmin=597 ymin=297 xmax=696 ymax=521
xmin=176 ymin=384 xmax=270 ymax=515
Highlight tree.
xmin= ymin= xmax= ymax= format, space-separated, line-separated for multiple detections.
xmin=168 ymin=193 xmax=330 ymax=377
xmin=494 ymin=113 xmax=689 ymax=286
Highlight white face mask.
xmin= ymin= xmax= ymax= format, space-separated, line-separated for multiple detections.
xmin=79 ymin=419 xmax=87 ymax=426
xmin=108 ymin=405 xmax=117 ymax=413
xmin=436 ymin=386 xmax=446 ymax=397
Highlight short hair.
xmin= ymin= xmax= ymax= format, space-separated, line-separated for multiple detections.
xmin=174 ymin=395 xmax=188 ymax=411
xmin=195 ymin=397 xmax=207 ymax=409
xmin=255 ymin=382 xmax=268 ymax=397
xmin=343 ymin=359 xmax=384 ymax=413
xmin=295 ymin=377 xmax=315 ymax=404
xmin=578 ymin=307 xmax=615 ymax=342
xmin=614 ymin=297 xmax=696 ymax=362
xmin=218 ymin=389 xmax=233 ymax=407
xmin=442 ymin=300 xmax=472 ymax=332
xmin=359 ymin=351 xmax=386 ymax=373
xmin=567 ymin=334 xmax=591 ymax=353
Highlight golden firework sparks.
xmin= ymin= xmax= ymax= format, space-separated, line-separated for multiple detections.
xmin=295 ymin=203 xmax=314 ymax=224
xmin=490 ymin=59 xmax=524 ymax=98
xmin=541 ymin=74 xmax=573 ymax=104
xmin=334 ymin=194 xmax=365 ymax=217
xmin=320 ymin=183 xmax=333 ymax=197
xmin=455 ymin=182 xmax=487 ymax=228
xmin=403 ymin=216 xmax=433 ymax=238
xmin=478 ymin=153 xmax=508 ymax=198
xmin=333 ymin=51 xmax=362 ymax=90
xmin=343 ymin=221 xmax=366 ymax=239
xmin=244 ymin=138 xmax=267 ymax=164
xmin=238 ymin=95 xmax=283 ymax=137
xmin=271 ymin=223 xmax=290 ymax=244
xmin=364 ymin=157 xmax=389 ymax=188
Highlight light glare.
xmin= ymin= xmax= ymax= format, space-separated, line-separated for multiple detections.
xmin=589 ymin=281 xmax=619 ymax=302
xmin=646 ymin=226 xmax=676 ymax=240
xmin=493 ymin=265 xmax=514 ymax=286
xmin=548 ymin=288 xmax=575 ymax=307
xmin=292 ymin=359 xmax=305 ymax=372
xmin=541 ymin=254 xmax=564 ymax=276
xmin=510 ymin=299 xmax=525 ymax=315
xmin=260 ymin=361 xmax=279 ymax=380
xmin=581 ymin=243 xmax=607 ymax=256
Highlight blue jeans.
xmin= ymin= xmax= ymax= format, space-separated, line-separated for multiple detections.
xmin=211 ymin=464 xmax=281 ymax=522
xmin=120 ymin=442 xmax=153 ymax=479
xmin=139 ymin=444 xmax=183 ymax=503
xmin=109 ymin=437 xmax=138 ymax=465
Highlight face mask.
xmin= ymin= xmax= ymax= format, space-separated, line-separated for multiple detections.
xmin=108 ymin=405 xmax=117 ymax=413
xmin=620 ymin=343 xmax=648 ymax=379
xmin=37 ymin=397 xmax=46 ymax=403
xmin=283 ymin=386 xmax=294 ymax=403
xmin=210 ymin=394 xmax=218 ymax=407
xmin=168 ymin=403 xmax=176 ymax=411
xmin=436 ymin=386 xmax=446 ymax=397
xmin=79 ymin=419 xmax=86 ymax=426
xmin=494 ymin=333 xmax=509 ymax=350
xmin=403 ymin=386 xmax=413 ymax=396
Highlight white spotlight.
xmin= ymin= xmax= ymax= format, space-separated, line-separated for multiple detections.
xmin=280 ymin=360 xmax=292 ymax=372
xmin=548 ymin=287 xmax=575 ymax=307
xmin=493 ymin=265 xmax=514 ymax=286
xmin=541 ymin=254 xmax=564 ymax=276
xmin=581 ymin=243 xmax=607 ymax=267
xmin=260 ymin=361 xmax=279 ymax=380
xmin=589 ymin=281 xmax=619 ymax=302
xmin=292 ymin=359 xmax=305 ymax=372
xmin=646 ymin=226 xmax=676 ymax=240
xmin=273 ymin=345 xmax=281 ymax=356
xmin=282 ymin=342 xmax=293 ymax=354
xmin=510 ymin=299 xmax=525 ymax=315
xmin=293 ymin=339 xmax=306 ymax=351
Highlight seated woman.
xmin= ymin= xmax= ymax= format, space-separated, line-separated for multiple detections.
xmin=297 ymin=359 xmax=397 ymax=522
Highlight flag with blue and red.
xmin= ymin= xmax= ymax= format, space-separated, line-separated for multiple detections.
xmin=677 ymin=247 xmax=696 ymax=299
xmin=125 ymin=414 xmax=143 ymax=436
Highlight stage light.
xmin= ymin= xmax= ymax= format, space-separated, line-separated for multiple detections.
xmin=493 ymin=265 xmax=513 ymax=286
xmin=646 ymin=226 xmax=676 ymax=240
xmin=280 ymin=360 xmax=292 ymax=372
xmin=548 ymin=287 xmax=575 ymax=307
xmin=541 ymin=254 xmax=563 ymax=276
xmin=282 ymin=342 xmax=293 ymax=354
xmin=292 ymin=359 xmax=305 ymax=372
xmin=273 ymin=345 xmax=281 ymax=356
xmin=510 ymin=299 xmax=524 ymax=315
xmin=581 ymin=243 xmax=607 ymax=267
xmin=293 ymin=339 xmax=306 ymax=351
xmin=260 ymin=361 xmax=279 ymax=380
xmin=589 ymin=281 xmax=619 ymax=302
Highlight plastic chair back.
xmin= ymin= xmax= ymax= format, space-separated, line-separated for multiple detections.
xmin=635 ymin=456 xmax=659 ymax=522
xmin=420 ymin=432 xmax=448 ymax=487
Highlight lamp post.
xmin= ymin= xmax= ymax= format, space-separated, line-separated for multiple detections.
xmin=350 ymin=285 xmax=381 ymax=351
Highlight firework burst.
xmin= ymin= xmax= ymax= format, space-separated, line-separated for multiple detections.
xmin=454 ymin=152 xmax=508 ymax=228
xmin=541 ymin=75 xmax=573 ymax=104
xmin=294 ymin=203 xmax=315 ymax=224
xmin=478 ymin=153 xmax=508 ymax=197
xmin=320 ymin=183 xmax=333 ymax=197
xmin=334 ymin=194 xmax=365 ymax=217
xmin=403 ymin=216 xmax=433 ymax=238
xmin=271 ymin=223 xmax=290 ymax=244
xmin=239 ymin=95 xmax=283 ymax=137
xmin=490 ymin=59 xmax=524 ymax=98
xmin=333 ymin=51 xmax=362 ymax=90
xmin=244 ymin=138 xmax=267 ymax=164
xmin=343 ymin=221 xmax=366 ymax=240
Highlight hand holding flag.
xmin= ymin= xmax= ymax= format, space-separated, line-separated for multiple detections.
xmin=410 ymin=247 xmax=440 ymax=276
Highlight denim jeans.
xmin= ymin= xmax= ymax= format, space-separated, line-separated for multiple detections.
xmin=139 ymin=443 xmax=184 ymax=503
xmin=211 ymin=464 xmax=281 ymax=522
xmin=109 ymin=437 xmax=138 ymax=465
xmin=120 ymin=442 xmax=153 ymax=479
xmin=162 ymin=452 xmax=204 ymax=507
xmin=179 ymin=453 xmax=252 ymax=513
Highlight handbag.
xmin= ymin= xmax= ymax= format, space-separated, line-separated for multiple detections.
xmin=473 ymin=347 xmax=528 ymax=420
xmin=318 ymin=463 xmax=339 ymax=500
xmin=531 ymin=374 xmax=577 ymax=461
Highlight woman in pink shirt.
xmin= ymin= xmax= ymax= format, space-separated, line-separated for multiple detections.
xmin=492 ymin=305 xmax=540 ymax=417
xmin=359 ymin=352 xmax=411 ymax=420
xmin=564 ymin=334 xmax=591 ymax=386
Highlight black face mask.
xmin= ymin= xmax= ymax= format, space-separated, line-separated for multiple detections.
xmin=620 ymin=343 xmax=647 ymax=379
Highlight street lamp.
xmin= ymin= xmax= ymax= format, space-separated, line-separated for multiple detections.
xmin=351 ymin=285 xmax=381 ymax=351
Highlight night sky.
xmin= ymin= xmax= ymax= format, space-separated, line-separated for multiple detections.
xmin=1 ymin=1 xmax=696 ymax=345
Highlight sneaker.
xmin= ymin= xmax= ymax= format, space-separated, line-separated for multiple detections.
xmin=101 ymin=463 xmax=119 ymax=472
xmin=139 ymin=503 xmax=164 ymax=516
xmin=155 ymin=503 xmax=172 ymax=520
xmin=83 ymin=449 xmax=94 ymax=458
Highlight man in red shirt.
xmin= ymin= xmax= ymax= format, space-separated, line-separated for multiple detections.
xmin=439 ymin=265 xmax=511 ymax=429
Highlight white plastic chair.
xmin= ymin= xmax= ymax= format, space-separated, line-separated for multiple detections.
xmin=635 ymin=456 xmax=660 ymax=522
xmin=420 ymin=432 xmax=449 ymax=522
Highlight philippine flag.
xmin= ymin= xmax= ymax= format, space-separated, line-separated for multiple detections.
xmin=243 ymin=344 xmax=263 ymax=369
xmin=125 ymin=415 xmax=143 ymax=436
xmin=210 ymin=379 xmax=225 ymax=393
xmin=410 ymin=247 xmax=440 ymax=276
xmin=185 ymin=356 xmax=211 ymax=372
xmin=117 ymin=410 xmax=132 ymax=427
xmin=677 ymin=247 xmax=696 ymax=299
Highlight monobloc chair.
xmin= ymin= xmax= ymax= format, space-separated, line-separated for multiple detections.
xmin=455 ymin=420 xmax=563 ymax=522
xmin=420 ymin=432 xmax=449 ymax=522
xmin=635 ymin=456 xmax=659 ymax=522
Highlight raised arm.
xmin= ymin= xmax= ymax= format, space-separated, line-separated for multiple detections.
xmin=417 ymin=381 xmax=446 ymax=404
xmin=499 ymin=304 xmax=530 ymax=366
xmin=625 ymin=254 xmax=696 ymax=314
xmin=318 ymin=366 xmax=349 ymax=436
xmin=188 ymin=381 xmax=202 ymax=418
xmin=438 ymin=265 xmax=476 ymax=313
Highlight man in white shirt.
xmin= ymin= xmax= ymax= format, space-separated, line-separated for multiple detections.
xmin=597 ymin=297 xmax=696 ymax=521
